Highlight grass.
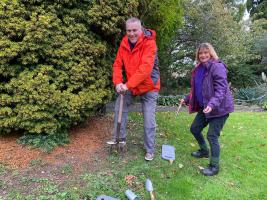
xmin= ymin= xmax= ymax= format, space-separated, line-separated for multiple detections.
xmin=0 ymin=112 xmax=266 ymax=200
xmin=154 ymin=112 xmax=267 ymax=200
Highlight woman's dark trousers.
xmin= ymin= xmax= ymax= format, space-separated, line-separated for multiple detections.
xmin=190 ymin=110 xmax=229 ymax=166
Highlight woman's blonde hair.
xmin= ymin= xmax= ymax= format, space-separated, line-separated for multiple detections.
xmin=195 ymin=43 xmax=219 ymax=64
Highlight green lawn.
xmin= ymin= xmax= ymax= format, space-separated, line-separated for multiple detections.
xmin=1 ymin=112 xmax=266 ymax=200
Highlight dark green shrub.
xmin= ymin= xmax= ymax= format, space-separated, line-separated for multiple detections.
xmin=228 ymin=64 xmax=258 ymax=88
xmin=263 ymin=101 xmax=267 ymax=110
xmin=18 ymin=132 xmax=69 ymax=153
xmin=157 ymin=95 xmax=184 ymax=106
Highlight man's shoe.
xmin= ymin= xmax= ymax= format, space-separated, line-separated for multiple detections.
xmin=145 ymin=153 xmax=154 ymax=161
xmin=106 ymin=140 xmax=116 ymax=145
xmin=201 ymin=164 xmax=219 ymax=176
xmin=106 ymin=138 xmax=126 ymax=145
xmin=191 ymin=149 xmax=209 ymax=158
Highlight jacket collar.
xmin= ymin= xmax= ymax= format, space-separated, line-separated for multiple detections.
xmin=195 ymin=59 xmax=225 ymax=71
xmin=120 ymin=29 xmax=156 ymax=52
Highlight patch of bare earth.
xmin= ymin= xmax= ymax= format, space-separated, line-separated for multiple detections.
xmin=0 ymin=115 xmax=113 ymax=170
xmin=0 ymin=116 xmax=112 ymax=170
xmin=0 ymin=115 xmax=115 ymax=197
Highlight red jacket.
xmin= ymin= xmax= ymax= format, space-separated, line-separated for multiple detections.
xmin=113 ymin=29 xmax=160 ymax=95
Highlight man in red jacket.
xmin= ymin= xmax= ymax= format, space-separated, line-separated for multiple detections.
xmin=107 ymin=17 xmax=160 ymax=161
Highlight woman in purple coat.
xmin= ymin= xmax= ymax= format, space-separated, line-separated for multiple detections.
xmin=181 ymin=43 xmax=234 ymax=176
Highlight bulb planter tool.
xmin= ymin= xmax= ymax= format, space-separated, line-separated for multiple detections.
xmin=109 ymin=94 xmax=126 ymax=157
xmin=162 ymin=144 xmax=175 ymax=164
xmin=125 ymin=189 xmax=140 ymax=200
xmin=145 ymin=179 xmax=155 ymax=200
xmin=176 ymin=101 xmax=183 ymax=116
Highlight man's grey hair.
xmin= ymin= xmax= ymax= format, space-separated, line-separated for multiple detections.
xmin=125 ymin=17 xmax=142 ymax=27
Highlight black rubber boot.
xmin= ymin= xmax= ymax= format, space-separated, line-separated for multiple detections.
xmin=201 ymin=164 xmax=219 ymax=176
xmin=191 ymin=149 xmax=209 ymax=158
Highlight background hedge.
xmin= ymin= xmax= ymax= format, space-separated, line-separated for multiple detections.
xmin=0 ymin=0 xmax=139 ymax=137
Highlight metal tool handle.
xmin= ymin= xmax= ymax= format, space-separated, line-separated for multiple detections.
xmin=118 ymin=94 xmax=124 ymax=124
xmin=176 ymin=101 xmax=182 ymax=115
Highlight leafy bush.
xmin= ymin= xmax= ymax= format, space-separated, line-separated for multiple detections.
xmin=235 ymin=83 xmax=267 ymax=105
xmin=139 ymin=0 xmax=183 ymax=50
xmin=157 ymin=95 xmax=184 ymax=106
xmin=18 ymin=132 xmax=69 ymax=153
xmin=138 ymin=0 xmax=184 ymax=94
xmin=0 ymin=0 xmax=138 ymax=145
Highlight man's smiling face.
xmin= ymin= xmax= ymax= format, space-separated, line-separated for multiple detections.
xmin=126 ymin=21 xmax=142 ymax=44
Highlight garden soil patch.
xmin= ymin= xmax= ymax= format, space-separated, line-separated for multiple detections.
xmin=0 ymin=115 xmax=113 ymax=170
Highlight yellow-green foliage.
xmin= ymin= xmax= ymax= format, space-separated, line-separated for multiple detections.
xmin=0 ymin=0 xmax=138 ymax=135
xmin=88 ymin=0 xmax=139 ymax=41
xmin=139 ymin=0 xmax=183 ymax=49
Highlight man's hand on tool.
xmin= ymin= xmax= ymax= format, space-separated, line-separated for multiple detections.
xmin=116 ymin=83 xmax=123 ymax=93
xmin=121 ymin=84 xmax=128 ymax=92
xmin=203 ymin=106 xmax=212 ymax=113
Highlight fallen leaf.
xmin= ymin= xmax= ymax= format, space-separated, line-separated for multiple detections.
xmin=160 ymin=133 xmax=166 ymax=138
xmin=235 ymin=156 xmax=241 ymax=161
xmin=125 ymin=175 xmax=137 ymax=186
xmin=190 ymin=143 xmax=196 ymax=147
xmin=233 ymin=164 xmax=245 ymax=170
xmin=198 ymin=166 xmax=204 ymax=170
xmin=107 ymin=171 xmax=113 ymax=176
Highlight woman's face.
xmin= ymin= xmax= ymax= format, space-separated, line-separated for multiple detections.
xmin=198 ymin=48 xmax=211 ymax=63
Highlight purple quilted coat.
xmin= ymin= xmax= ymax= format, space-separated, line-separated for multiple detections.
xmin=185 ymin=60 xmax=234 ymax=118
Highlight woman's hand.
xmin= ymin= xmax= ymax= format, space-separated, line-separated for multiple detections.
xmin=203 ymin=106 xmax=212 ymax=113
xmin=179 ymin=99 xmax=185 ymax=105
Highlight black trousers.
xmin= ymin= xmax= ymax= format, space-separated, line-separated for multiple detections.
xmin=190 ymin=110 xmax=229 ymax=164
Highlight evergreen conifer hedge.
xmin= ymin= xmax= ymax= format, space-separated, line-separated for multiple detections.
xmin=0 ymin=0 xmax=138 ymax=139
